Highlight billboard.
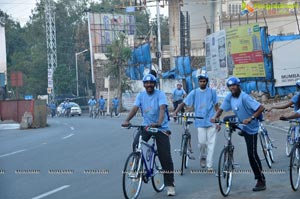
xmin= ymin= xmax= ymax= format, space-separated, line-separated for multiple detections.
xmin=205 ymin=30 xmax=228 ymax=100
xmin=273 ymin=40 xmax=300 ymax=87
xmin=88 ymin=13 xmax=136 ymax=54
xmin=226 ymin=23 xmax=265 ymax=78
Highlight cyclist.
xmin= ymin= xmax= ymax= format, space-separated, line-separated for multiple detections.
xmin=267 ymin=80 xmax=300 ymax=117
xmin=211 ymin=76 xmax=266 ymax=192
xmin=122 ymin=74 xmax=175 ymax=196
xmin=173 ymin=74 xmax=219 ymax=170
xmin=171 ymin=82 xmax=186 ymax=122
xmin=88 ymin=96 xmax=97 ymax=117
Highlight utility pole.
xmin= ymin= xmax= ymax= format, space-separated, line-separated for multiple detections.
xmin=156 ymin=0 xmax=162 ymax=88
xmin=45 ymin=0 xmax=57 ymax=101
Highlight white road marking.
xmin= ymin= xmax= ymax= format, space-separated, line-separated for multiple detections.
xmin=0 ymin=149 xmax=27 ymax=158
xmin=62 ymin=133 xmax=74 ymax=140
xmin=31 ymin=185 xmax=70 ymax=199
xmin=70 ymin=126 xmax=74 ymax=130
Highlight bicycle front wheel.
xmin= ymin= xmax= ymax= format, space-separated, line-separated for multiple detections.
xmin=122 ymin=152 xmax=143 ymax=199
xmin=286 ymin=127 xmax=295 ymax=156
xmin=180 ymin=135 xmax=188 ymax=175
xmin=218 ymin=147 xmax=233 ymax=197
xmin=152 ymin=154 xmax=165 ymax=192
xmin=289 ymin=146 xmax=300 ymax=191
xmin=259 ymin=132 xmax=272 ymax=168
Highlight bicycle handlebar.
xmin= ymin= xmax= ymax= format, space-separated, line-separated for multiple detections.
xmin=121 ymin=124 xmax=160 ymax=133
xmin=176 ymin=112 xmax=203 ymax=120
xmin=279 ymin=118 xmax=299 ymax=123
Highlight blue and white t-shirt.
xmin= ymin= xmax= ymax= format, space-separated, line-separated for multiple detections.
xmin=184 ymin=88 xmax=218 ymax=128
xmin=221 ymin=91 xmax=261 ymax=134
xmin=135 ymin=90 xmax=169 ymax=131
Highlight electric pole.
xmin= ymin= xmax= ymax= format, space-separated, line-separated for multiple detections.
xmin=45 ymin=0 xmax=57 ymax=101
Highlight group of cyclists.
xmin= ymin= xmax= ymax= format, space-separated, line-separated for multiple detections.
xmin=122 ymin=71 xmax=300 ymax=197
xmin=88 ymin=95 xmax=120 ymax=118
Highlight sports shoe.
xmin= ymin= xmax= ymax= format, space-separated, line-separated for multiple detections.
xmin=200 ymin=158 xmax=206 ymax=168
xmin=166 ymin=186 xmax=176 ymax=196
xmin=252 ymin=180 xmax=266 ymax=191
xmin=207 ymin=167 xmax=214 ymax=172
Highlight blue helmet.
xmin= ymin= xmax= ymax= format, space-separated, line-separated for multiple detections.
xmin=226 ymin=76 xmax=240 ymax=87
xmin=296 ymin=79 xmax=300 ymax=87
xmin=198 ymin=74 xmax=209 ymax=81
xmin=142 ymin=74 xmax=157 ymax=83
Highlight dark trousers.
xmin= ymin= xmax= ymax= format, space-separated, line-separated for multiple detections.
xmin=243 ymin=132 xmax=265 ymax=181
xmin=133 ymin=130 xmax=175 ymax=187
xmin=173 ymin=100 xmax=184 ymax=113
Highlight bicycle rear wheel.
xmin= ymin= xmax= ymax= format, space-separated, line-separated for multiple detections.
xmin=286 ymin=127 xmax=295 ymax=156
xmin=259 ymin=132 xmax=272 ymax=168
xmin=122 ymin=152 xmax=143 ymax=199
xmin=289 ymin=146 xmax=300 ymax=191
xmin=218 ymin=147 xmax=233 ymax=197
xmin=180 ymin=135 xmax=188 ymax=175
xmin=152 ymin=154 xmax=165 ymax=192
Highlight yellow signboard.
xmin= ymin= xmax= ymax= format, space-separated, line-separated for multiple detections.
xmin=226 ymin=23 xmax=265 ymax=78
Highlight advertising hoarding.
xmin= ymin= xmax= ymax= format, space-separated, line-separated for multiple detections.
xmin=272 ymin=40 xmax=300 ymax=87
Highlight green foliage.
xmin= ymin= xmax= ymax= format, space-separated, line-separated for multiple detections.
xmin=2 ymin=0 xmax=156 ymax=100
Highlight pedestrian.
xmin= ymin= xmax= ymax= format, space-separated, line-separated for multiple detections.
xmin=211 ymin=76 xmax=266 ymax=192
xmin=172 ymin=83 xmax=186 ymax=122
xmin=112 ymin=96 xmax=120 ymax=117
xmin=121 ymin=73 xmax=175 ymax=196
xmin=173 ymin=74 xmax=219 ymax=170
xmin=266 ymin=80 xmax=300 ymax=115
xmin=98 ymin=95 xmax=106 ymax=117
xmin=49 ymin=101 xmax=56 ymax=117
xmin=88 ymin=96 xmax=97 ymax=117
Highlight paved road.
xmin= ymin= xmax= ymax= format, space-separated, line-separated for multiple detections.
xmin=0 ymin=115 xmax=299 ymax=199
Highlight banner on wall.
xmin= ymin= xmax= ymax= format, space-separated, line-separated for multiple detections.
xmin=205 ymin=30 xmax=228 ymax=100
xmin=273 ymin=40 xmax=300 ymax=87
xmin=226 ymin=23 xmax=265 ymax=78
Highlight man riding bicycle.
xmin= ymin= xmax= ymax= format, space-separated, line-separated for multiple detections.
xmin=122 ymin=74 xmax=176 ymax=196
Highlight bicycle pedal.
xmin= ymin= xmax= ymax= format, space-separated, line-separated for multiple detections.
xmin=188 ymin=155 xmax=196 ymax=160
xmin=233 ymin=163 xmax=240 ymax=168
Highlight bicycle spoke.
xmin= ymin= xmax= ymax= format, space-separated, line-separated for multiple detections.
xmin=218 ymin=148 xmax=233 ymax=197
xmin=123 ymin=152 xmax=143 ymax=199
xmin=152 ymin=154 xmax=165 ymax=192
xmin=290 ymin=147 xmax=300 ymax=191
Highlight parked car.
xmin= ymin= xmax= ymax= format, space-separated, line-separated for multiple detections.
xmin=57 ymin=102 xmax=82 ymax=116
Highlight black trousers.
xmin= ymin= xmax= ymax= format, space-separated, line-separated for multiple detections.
xmin=133 ymin=130 xmax=175 ymax=187
xmin=173 ymin=100 xmax=184 ymax=113
xmin=243 ymin=132 xmax=265 ymax=181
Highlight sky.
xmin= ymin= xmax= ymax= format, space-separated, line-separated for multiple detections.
xmin=0 ymin=0 xmax=168 ymax=26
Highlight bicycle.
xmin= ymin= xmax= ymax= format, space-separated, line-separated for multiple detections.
xmin=257 ymin=119 xmax=275 ymax=168
xmin=283 ymin=119 xmax=300 ymax=156
xmin=175 ymin=113 xmax=203 ymax=175
xmin=280 ymin=118 xmax=300 ymax=191
xmin=122 ymin=125 xmax=165 ymax=199
xmin=215 ymin=117 xmax=241 ymax=197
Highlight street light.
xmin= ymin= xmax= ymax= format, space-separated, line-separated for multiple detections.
xmin=75 ymin=49 xmax=88 ymax=96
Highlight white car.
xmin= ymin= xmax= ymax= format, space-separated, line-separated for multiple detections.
xmin=57 ymin=102 xmax=82 ymax=116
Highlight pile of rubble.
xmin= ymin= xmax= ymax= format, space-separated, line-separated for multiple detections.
xmin=250 ymin=91 xmax=295 ymax=122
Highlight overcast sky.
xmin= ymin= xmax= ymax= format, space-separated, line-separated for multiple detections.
xmin=0 ymin=0 xmax=167 ymax=26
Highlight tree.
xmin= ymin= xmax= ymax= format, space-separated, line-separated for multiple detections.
xmin=106 ymin=33 xmax=132 ymax=111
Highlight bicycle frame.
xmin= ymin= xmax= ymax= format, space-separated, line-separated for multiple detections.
xmin=122 ymin=125 xmax=164 ymax=199
xmin=137 ymin=136 xmax=157 ymax=178
xmin=258 ymin=120 xmax=275 ymax=168
xmin=216 ymin=119 xmax=240 ymax=197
